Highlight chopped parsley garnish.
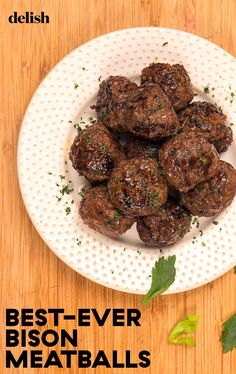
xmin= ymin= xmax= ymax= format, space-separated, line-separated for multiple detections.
xmin=48 ymin=172 xmax=52 ymax=175
xmin=141 ymin=256 xmax=176 ymax=305
xmin=201 ymin=242 xmax=206 ymax=247
xmin=82 ymin=67 xmax=86 ymax=71
xmin=59 ymin=175 xmax=65 ymax=180
xmin=65 ymin=206 xmax=71 ymax=215
xmin=162 ymin=41 xmax=168 ymax=46
xmin=204 ymin=85 xmax=210 ymax=93
xmin=76 ymin=239 xmax=82 ymax=246
xmin=149 ymin=192 xmax=160 ymax=207
xmin=79 ymin=186 xmax=87 ymax=197
xmin=114 ymin=209 xmax=122 ymax=221
xmin=74 ymin=123 xmax=83 ymax=133
xmin=156 ymin=102 xmax=163 ymax=111
xmin=74 ymin=82 xmax=79 ymax=89
xmin=212 ymin=220 xmax=219 ymax=225
xmin=169 ymin=315 xmax=198 ymax=346
xmin=220 ymin=313 xmax=236 ymax=353
xmin=98 ymin=76 xmax=102 ymax=82
xmin=101 ymin=143 xmax=109 ymax=151
xmin=211 ymin=186 xmax=218 ymax=193
xmin=200 ymin=156 xmax=207 ymax=164
xmin=60 ymin=185 xmax=73 ymax=195
xmin=86 ymin=134 xmax=93 ymax=142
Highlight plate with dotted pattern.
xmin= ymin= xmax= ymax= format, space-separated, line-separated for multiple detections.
xmin=17 ymin=28 xmax=236 ymax=294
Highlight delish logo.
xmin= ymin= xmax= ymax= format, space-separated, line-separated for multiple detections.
xmin=9 ymin=11 xmax=49 ymax=24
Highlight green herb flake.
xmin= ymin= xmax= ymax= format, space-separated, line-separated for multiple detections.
xmin=74 ymin=123 xmax=83 ymax=133
xmin=60 ymin=185 xmax=73 ymax=195
xmin=86 ymin=134 xmax=93 ymax=142
xmin=98 ymin=76 xmax=102 ymax=82
xmin=76 ymin=239 xmax=82 ymax=246
xmin=74 ymin=82 xmax=79 ymax=89
xmin=59 ymin=175 xmax=65 ymax=180
xmin=114 ymin=209 xmax=122 ymax=221
xmin=82 ymin=67 xmax=86 ymax=71
xmin=201 ymin=242 xmax=206 ymax=247
xmin=156 ymin=102 xmax=163 ymax=111
xmin=141 ymin=255 xmax=176 ymax=305
xmin=169 ymin=315 xmax=199 ymax=346
xmin=204 ymin=85 xmax=210 ymax=93
xmin=65 ymin=206 xmax=71 ymax=215
xmin=162 ymin=42 xmax=168 ymax=46
xmin=200 ymin=156 xmax=208 ymax=164
xmin=79 ymin=186 xmax=86 ymax=197
xmin=213 ymin=220 xmax=219 ymax=225
xmin=211 ymin=186 xmax=218 ymax=193
xmin=220 ymin=313 xmax=236 ymax=353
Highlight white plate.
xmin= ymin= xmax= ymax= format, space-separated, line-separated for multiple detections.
xmin=17 ymin=27 xmax=236 ymax=295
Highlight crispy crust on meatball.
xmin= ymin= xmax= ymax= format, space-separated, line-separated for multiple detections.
xmin=69 ymin=122 xmax=125 ymax=182
xmin=178 ymin=101 xmax=233 ymax=153
xmin=125 ymin=84 xmax=181 ymax=140
xmin=141 ymin=63 xmax=193 ymax=111
xmin=80 ymin=185 xmax=135 ymax=237
xmin=126 ymin=137 xmax=160 ymax=159
xmin=159 ymin=131 xmax=220 ymax=192
xmin=180 ymin=161 xmax=236 ymax=216
xmin=108 ymin=158 xmax=168 ymax=217
xmin=137 ymin=198 xmax=192 ymax=246
xmin=93 ymin=76 xmax=138 ymax=132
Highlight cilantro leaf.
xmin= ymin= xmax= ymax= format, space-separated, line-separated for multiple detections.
xmin=141 ymin=256 xmax=176 ymax=305
xmin=168 ymin=315 xmax=198 ymax=346
xmin=220 ymin=314 xmax=236 ymax=353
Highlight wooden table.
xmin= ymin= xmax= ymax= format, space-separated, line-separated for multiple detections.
xmin=1 ymin=1 xmax=236 ymax=373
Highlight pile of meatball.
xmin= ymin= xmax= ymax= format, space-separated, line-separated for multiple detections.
xmin=69 ymin=62 xmax=236 ymax=247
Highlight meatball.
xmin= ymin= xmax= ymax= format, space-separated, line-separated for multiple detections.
xmin=126 ymin=137 xmax=160 ymax=159
xmin=141 ymin=63 xmax=193 ymax=111
xmin=108 ymin=158 xmax=168 ymax=217
xmin=93 ymin=76 xmax=138 ymax=132
xmin=181 ymin=161 xmax=236 ymax=216
xmin=159 ymin=131 xmax=220 ymax=192
xmin=178 ymin=101 xmax=233 ymax=153
xmin=69 ymin=122 xmax=125 ymax=182
xmin=80 ymin=185 xmax=135 ymax=237
xmin=137 ymin=198 xmax=192 ymax=246
xmin=125 ymin=84 xmax=181 ymax=140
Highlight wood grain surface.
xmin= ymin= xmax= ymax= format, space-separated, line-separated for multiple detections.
xmin=1 ymin=0 xmax=236 ymax=373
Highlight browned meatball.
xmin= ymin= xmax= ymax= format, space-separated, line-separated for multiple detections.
xmin=80 ymin=185 xmax=135 ymax=237
xmin=181 ymin=161 xmax=236 ymax=217
xmin=69 ymin=122 xmax=125 ymax=182
xmin=141 ymin=63 xmax=193 ymax=111
xmin=93 ymin=76 xmax=138 ymax=132
xmin=126 ymin=137 xmax=160 ymax=159
xmin=159 ymin=131 xmax=220 ymax=192
xmin=125 ymin=84 xmax=181 ymax=140
xmin=108 ymin=158 xmax=168 ymax=217
xmin=178 ymin=101 xmax=233 ymax=153
xmin=137 ymin=198 xmax=192 ymax=246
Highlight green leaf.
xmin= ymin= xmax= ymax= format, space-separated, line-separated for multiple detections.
xmin=169 ymin=315 xmax=198 ymax=346
xmin=141 ymin=256 xmax=176 ymax=305
xmin=220 ymin=313 xmax=236 ymax=353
